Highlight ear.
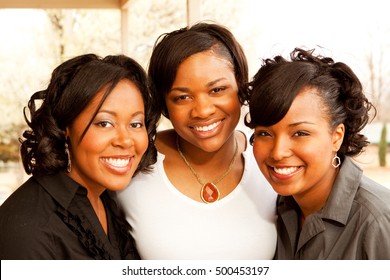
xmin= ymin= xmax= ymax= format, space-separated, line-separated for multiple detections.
xmin=332 ymin=123 xmax=345 ymax=152
xmin=65 ymin=126 xmax=70 ymax=139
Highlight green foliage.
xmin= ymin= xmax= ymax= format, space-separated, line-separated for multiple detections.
xmin=378 ymin=123 xmax=387 ymax=167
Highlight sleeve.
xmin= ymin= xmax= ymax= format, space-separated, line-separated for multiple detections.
xmin=364 ymin=213 xmax=390 ymax=260
xmin=0 ymin=215 xmax=57 ymax=260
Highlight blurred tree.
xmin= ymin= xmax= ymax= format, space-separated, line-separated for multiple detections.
xmin=378 ymin=123 xmax=387 ymax=167
xmin=365 ymin=27 xmax=390 ymax=122
xmin=0 ymin=123 xmax=26 ymax=163
xmin=45 ymin=9 xmax=121 ymax=64
xmin=1 ymin=9 xmax=121 ymax=162
xmin=124 ymin=0 xmax=186 ymax=68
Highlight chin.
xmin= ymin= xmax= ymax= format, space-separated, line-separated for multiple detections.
xmin=271 ymin=184 xmax=297 ymax=196
xmin=105 ymin=176 xmax=134 ymax=191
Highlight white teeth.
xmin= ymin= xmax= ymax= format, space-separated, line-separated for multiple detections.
xmin=273 ymin=166 xmax=299 ymax=175
xmin=102 ymin=158 xmax=129 ymax=167
xmin=193 ymin=121 xmax=221 ymax=132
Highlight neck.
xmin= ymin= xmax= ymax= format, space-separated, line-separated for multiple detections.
xmin=176 ymin=133 xmax=237 ymax=165
xmin=176 ymin=133 xmax=239 ymax=203
xmin=294 ymin=167 xmax=339 ymax=218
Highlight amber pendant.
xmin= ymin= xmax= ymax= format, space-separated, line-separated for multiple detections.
xmin=201 ymin=182 xmax=220 ymax=203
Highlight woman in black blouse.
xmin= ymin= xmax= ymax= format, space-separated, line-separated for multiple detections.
xmin=0 ymin=54 xmax=158 ymax=259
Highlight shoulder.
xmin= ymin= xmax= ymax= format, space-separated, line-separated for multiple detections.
xmin=356 ymin=175 xmax=390 ymax=217
xmin=0 ymin=177 xmax=48 ymax=216
xmin=0 ymin=179 xmax=57 ymax=259
xmin=155 ymin=129 xmax=177 ymax=154
xmin=0 ymin=176 xmax=58 ymax=239
xmin=337 ymin=158 xmax=390 ymax=218
xmin=237 ymin=130 xmax=277 ymax=202
xmin=355 ymin=177 xmax=390 ymax=258
xmin=1 ymin=175 xmax=57 ymax=209
xmin=0 ymin=219 xmax=57 ymax=259
xmin=235 ymin=130 xmax=248 ymax=153
xmin=116 ymin=152 xmax=165 ymax=208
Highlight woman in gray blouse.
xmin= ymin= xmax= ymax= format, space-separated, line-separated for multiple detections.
xmin=245 ymin=47 xmax=390 ymax=259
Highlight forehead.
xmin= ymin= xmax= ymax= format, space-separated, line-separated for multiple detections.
xmin=176 ymin=51 xmax=234 ymax=77
xmin=295 ymin=86 xmax=322 ymax=106
xmin=84 ymin=80 xmax=144 ymax=114
xmin=101 ymin=80 xmax=144 ymax=109
xmin=185 ymin=50 xmax=232 ymax=65
xmin=286 ymin=87 xmax=328 ymax=123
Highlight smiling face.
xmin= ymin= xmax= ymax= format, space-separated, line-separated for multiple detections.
xmin=165 ymin=50 xmax=241 ymax=152
xmin=66 ymin=79 xmax=148 ymax=195
xmin=252 ymin=87 xmax=344 ymax=203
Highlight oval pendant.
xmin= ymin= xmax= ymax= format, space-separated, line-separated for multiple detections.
xmin=201 ymin=182 xmax=220 ymax=203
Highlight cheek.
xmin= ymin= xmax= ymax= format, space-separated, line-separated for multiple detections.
xmin=297 ymin=142 xmax=334 ymax=172
xmin=85 ymin=129 xmax=112 ymax=148
xmin=76 ymin=135 xmax=106 ymax=156
xmin=301 ymin=139 xmax=333 ymax=158
xmin=136 ymin=132 xmax=149 ymax=155
xmin=253 ymin=143 xmax=268 ymax=166
xmin=167 ymin=109 xmax=185 ymax=122
xmin=165 ymin=102 xmax=186 ymax=121
xmin=222 ymin=94 xmax=241 ymax=113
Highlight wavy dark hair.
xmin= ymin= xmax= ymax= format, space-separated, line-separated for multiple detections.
xmin=245 ymin=48 xmax=376 ymax=161
xmin=148 ymin=21 xmax=249 ymax=119
xmin=20 ymin=54 xmax=158 ymax=176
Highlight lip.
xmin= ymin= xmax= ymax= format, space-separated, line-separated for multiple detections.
xmin=268 ymin=164 xmax=303 ymax=181
xmin=189 ymin=119 xmax=223 ymax=138
xmin=100 ymin=156 xmax=134 ymax=175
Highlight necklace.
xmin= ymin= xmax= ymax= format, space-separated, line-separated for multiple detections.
xmin=176 ymin=136 xmax=238 ymax=203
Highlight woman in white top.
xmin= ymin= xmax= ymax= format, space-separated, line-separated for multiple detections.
xmin=116 ymin=22 xmax=277 ymax=259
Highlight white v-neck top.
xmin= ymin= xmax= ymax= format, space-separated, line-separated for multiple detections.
xmin=116 ymin=136 xmax=277 ymax=260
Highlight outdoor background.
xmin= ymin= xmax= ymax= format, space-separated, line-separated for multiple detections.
xmin=1 ymin=0 xmax=389 ymax=205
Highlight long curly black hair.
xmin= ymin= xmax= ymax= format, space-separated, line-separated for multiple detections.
xmin=20 ymin=54 xmax=158 ymax=176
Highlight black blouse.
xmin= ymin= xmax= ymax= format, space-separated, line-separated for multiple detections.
xmin=0 ymin=172 xmax=139 ymax=260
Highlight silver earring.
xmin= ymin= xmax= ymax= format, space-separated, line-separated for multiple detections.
xmin=332 ymin=154 xmax=341 ymax=168
xmin=65 ymin=142 xmax=71 ymax=173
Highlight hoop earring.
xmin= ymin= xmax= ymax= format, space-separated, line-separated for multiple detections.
xmin=332 ymin=154 xmax=341 ymax=168
xmin=65 ymin=142 xmax=71 ymax=173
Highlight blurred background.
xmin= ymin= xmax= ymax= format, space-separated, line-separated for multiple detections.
xmin=1 ymin=0 xmax=389 ymax=205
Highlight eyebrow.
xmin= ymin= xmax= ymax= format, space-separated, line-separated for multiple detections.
xmin=289 ymin=121 xmax=316 ymax=127
xmin=169 ymin=77 xmax=228 ymax=94
xmin=97 ymin=110 xmax=145 ymax=117
xmin=206 ymin=77 xmax=227 ymax=87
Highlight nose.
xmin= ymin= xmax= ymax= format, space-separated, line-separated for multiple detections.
xmin=269 ymin=136 xmax=292 ymax=161
xmin=112 ymin=126 xmax=134 ymax=148
xmin=191 ymin=95 xmax=215 ymax=118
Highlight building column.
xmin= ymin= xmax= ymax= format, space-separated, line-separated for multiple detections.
xmin=187 ymin=0 xmax=201 ymax=27
xmin=120 ymin=0 xmax=130 ymax=54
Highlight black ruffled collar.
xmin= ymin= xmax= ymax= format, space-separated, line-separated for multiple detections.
xmin=56 ymin=207 xmax=112 ymax=259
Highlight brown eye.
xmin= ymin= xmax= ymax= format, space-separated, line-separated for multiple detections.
xmin=96 ymin=121 xmax=113 ymax=128
xmin=130 ymin=122 xmax=144 ymax=129
xmin=211 ymin=87 xmax=225 ymax=94
xmin=293 ymin=131 xmax=309 ymax=137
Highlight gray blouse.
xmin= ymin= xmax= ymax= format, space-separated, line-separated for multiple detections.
xmin=275 ymin=157 xmax=390 ymax=259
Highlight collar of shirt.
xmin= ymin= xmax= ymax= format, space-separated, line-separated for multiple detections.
xmin=34 ymin=172 xmax=86 ymax=210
